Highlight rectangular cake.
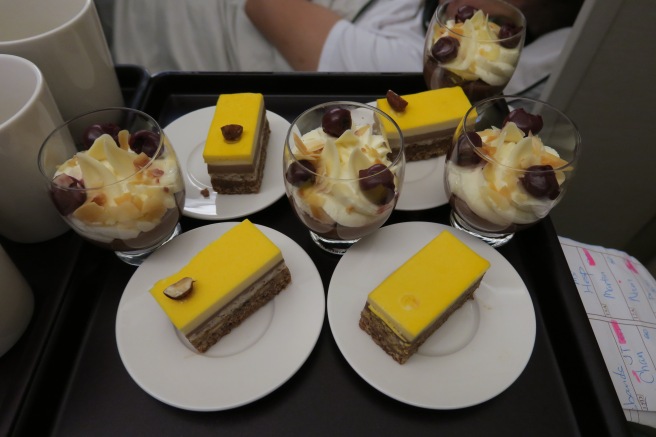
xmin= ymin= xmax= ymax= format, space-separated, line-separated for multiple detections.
xmin=149 ymin=219 xmax=291 ymax=353
xmin=359 ymin=231 xmax=490 ymax=364
xmin=203 ymin=93 xmax=271 ymax=194
xmin=376 ymin=87 xmax=472 ymax=162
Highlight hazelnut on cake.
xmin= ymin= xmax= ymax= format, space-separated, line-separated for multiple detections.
xmin=359 ymin=230 xmax=489 ymax=364
xmin=149 ymin=219 xmax=291 ymax=353
xmin=203 ymin=93 xmax=271 ymax=194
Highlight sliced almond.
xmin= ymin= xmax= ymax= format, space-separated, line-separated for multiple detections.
xmin=133 ymin=153 xmax=150 ymax=169
xmin=293 ymin=132 xmax=311 ymax=155
xmin=354 ymin=125 xmax=370 ymax=136
xmin=118 ymin=130 xmax=131 ymax=150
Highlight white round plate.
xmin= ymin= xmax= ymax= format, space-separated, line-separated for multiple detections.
xmin=368 ymin=101 xmax=449 ymax=211
xmin=116 ymin=222 xmax=325 ymax=411
xmin=327 ymin=221 xmax=536 ymax=409
xmin=163 ymin=107 xmax=290 ymax=220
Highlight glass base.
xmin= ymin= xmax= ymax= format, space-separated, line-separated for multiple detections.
xmin=450 ymin=211 xmax=514 ymax=248
xmin=115 ymin=223 xmax=182 ymax=266
xmin=310 ymin=231 xmax=359 ymax=255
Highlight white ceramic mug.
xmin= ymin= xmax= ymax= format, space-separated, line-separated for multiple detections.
xmin=0 ymin=54 xmax=71 ymax=243
xmin=0 ymin=243 xmax=34 ymax=357
xmin=0 ymin=0 xmax=124 ymax=121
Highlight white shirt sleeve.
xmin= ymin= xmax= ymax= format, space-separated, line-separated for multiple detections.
xmin=318 ymin=0 xmax=425 ymax=72
xmin=504 ymin=27 xmax=572 ymax=95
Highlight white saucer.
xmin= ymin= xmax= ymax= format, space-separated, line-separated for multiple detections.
xmin=327 ymin=222 xmax=536 ymax=409
xmin=116 ymin=222 xmax=325 ymax=411
xmin=397 ymin=156 xmax=448 ymax=211
xmin=163 ymin=107 xmax=290 ymax=220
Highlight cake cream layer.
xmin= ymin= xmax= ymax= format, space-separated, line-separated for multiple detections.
xmin=376 ymin=88 xmax=473 ymax=141
xmin=187 ymin=261 xmax=290 ymax=352
xmin=367 ymin=231 xmax=490 ymax=342
xmin=149 ymin=219 xmax=283 ymax=335
xmin=203 ymin=93 xmax=266 ymax=166
xmin=187 ymin=261 xmax=286 ymax=338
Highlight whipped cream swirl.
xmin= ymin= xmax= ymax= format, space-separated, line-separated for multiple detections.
xmin=289 ymin=123 xmax=396 ymax=228
xmin=447 ymin=121 xmax=567 ymax=227
xmin=432 ymin=10 xmax=521 ymax=86
xmin=54 ymin=132 xmax=183 ymax=242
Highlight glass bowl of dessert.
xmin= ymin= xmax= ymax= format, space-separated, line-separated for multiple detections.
xmin=283 ymin=101 xmax=405 ymax=255
xmin=38 ymin=107 xmax=185 ymax=265
xmin=444 ymin=95 xmax=581 ymax=247
xmin=423 ymin=0 xmax=526 ymax=103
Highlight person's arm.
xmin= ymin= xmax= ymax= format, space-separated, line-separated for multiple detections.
xmin=244 ymin=0 xmax=341 ymax=71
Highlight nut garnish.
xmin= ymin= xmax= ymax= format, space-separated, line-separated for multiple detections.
xmin=293 ymin=132 xmax=311 ymax=155
xmin=200 ymin=188 xmax=210 ymax=198
xmin=163 ymin=277 xmax=194 ymax=300
xmin=118 ymin=129 xmax=131 ymax=150
xmin=133 ymin=152 xmax=150 ymax=169
xmin=386 ymin=90 xmax=408 ymax=112
xmin=221 ymin=124 xmax=243 ymax=141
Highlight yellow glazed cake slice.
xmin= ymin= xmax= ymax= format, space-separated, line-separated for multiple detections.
xmin=359 ymin=230 xmax=489 ymax=364
xmin=150 ymin=219 xmax=291 ymax=353
xmin=376 ymin=87 xmax=472 ymax=161
xmin=203 ymin=93 xmax=271 ymax=194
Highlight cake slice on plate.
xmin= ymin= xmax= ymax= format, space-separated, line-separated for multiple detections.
xmin=150 ymin=219 xmax=291 ymax=353
xmin=376 ymin=87 xmax=472 ymax=162
xmin=203 ymin=93 xmax=271 ymax=194
xmin=359 ymin=230 xmax=489 ymax=364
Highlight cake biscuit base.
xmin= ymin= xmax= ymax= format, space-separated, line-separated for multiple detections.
xmin=359 ymin=276 xmax=484 ymax=364
xmin=188 ymin=263 xmax=291 ymax=353
xmin=404 ymin=135 xmax=452 ymax=162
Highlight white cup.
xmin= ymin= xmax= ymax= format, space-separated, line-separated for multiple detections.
xmin=0 ymin=244 xmax=34 ymax=357
xmin=0 ymin=54 xmax=71 ymax=243
xmin=0 ymin=0 xmax=124 ymax=121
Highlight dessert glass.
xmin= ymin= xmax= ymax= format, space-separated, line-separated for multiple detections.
xmin=423 ymin=0 xmax=526 ymax=103
xmin=445 ymin=96 xmax=581 ymax=247
xmin=283 ymin=102 xmax=405 ymax=255
xmin=38 ymin=107 xmax=185 ymax=265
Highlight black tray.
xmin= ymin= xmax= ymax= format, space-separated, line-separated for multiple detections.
xmin=116 ymin=64 xmax=150 ymax=109
xmin=8 ymin=72 xmax=629 ymax=437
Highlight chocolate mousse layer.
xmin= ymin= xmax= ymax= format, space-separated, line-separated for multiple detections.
xmin=450 ymin=194 xmax=524 ymax=234
xmin=423 ymin=59 xmax=504 ymax=103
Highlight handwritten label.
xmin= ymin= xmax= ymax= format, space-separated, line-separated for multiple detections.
xmin=561 ymin=237 xmax=656 ymax=413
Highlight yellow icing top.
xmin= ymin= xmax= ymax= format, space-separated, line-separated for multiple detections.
xmin=203 ymin=93 xmax=265 ymax=165
xmin=376 ymin=87 xmax=472 ymax=139
xmin=149 ymin=219 xmax=283 ymax=334
xmin=367 ymin=231 xmax=490 ymax=341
